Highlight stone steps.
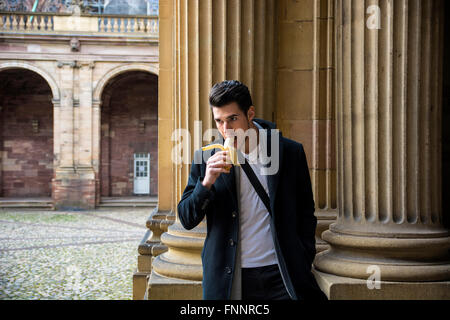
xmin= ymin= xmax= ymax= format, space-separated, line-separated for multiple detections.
xmin=0 ymin=198 xmax=53 ymax=209
xmin=0 ymin=197 xmax=158 ymax=209
xmin=98 ymin=197 xmax=158 ymax=208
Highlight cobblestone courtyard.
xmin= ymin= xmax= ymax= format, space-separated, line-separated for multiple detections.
xmin=0 ymin=207 xmax=151 ymax=300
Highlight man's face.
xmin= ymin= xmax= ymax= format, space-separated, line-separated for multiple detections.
xmin=212 ymin=102 xmax=255 ymax=142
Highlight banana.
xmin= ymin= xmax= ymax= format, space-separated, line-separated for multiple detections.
xmin=201 ymin=137 xmax=240 ymax=167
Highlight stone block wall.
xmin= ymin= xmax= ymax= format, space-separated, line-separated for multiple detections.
xmin=0 ymin=69 xmax=53 ymax=197
xmin=101 ymin=71 xmax=158 ymax=197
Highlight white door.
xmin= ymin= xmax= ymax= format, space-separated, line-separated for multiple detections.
xmin=134 ymin=153 xmax=150 ymax=195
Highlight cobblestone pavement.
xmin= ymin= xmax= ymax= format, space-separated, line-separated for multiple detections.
xmin=0 ymin=207 xmax=151 ymax=300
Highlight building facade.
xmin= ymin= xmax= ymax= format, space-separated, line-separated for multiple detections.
xmin=0 ymin=0 xmax=159 ymax=209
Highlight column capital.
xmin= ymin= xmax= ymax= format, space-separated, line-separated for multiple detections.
xmin=79 ymin=61 xmax=95 ymax=69
xmin=92 ymin=99 xmax=102 ymax=108
xmin=52 ymin=99 xmax=61 ymax=107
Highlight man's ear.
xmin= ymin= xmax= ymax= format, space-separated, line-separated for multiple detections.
xmin=247 ymin=106 xmax=255 ymax=122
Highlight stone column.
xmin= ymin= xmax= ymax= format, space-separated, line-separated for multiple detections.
xmin=147 ymin=0 xmax=278 ymax=300
xmin=276 ymin=0 xmax=337 ymax=253
xmin=148 ymin=0 xmax=207 ymax=300
xmin=313 ymin=0 xmax=450 ymax=299
xmin=52 ymin=61 xmax=96 ymax=209
xmin=132 ymin=8 xmax=179 ymax=295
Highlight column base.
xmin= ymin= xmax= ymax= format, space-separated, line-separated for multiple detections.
xmin=132 ymin=209 xmax=174 ymax=300
xmin=147 ymin=270 xmax=202 ymax=300
xmin=315 ymin=209 xmax=337 ymax=253
xmin=312 ymin=269 xmax=450 ymax=300
xmin=52 ymin=167 xmax=96 ymax=210
xmin=314 ymin=229 xmax=450 ymax=281
xmin=151 ymin=220 xmax=205 ymax=281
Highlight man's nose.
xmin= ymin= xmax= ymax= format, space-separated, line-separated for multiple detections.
xmin=223 ymin=121 xmax=233 ymax=132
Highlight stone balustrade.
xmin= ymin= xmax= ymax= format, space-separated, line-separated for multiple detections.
xmin=0 ymin=11 xmax=158 ymax=36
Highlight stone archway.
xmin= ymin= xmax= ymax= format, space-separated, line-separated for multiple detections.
xmin=0 ymin=62 xmax=60 ymax=100
xmin=93 ymin=64 xmax=158 ymax=102
xmin=0 ymin=67 xmax=56 ymax=199
xmin=98 ymin=68 xmax=158 ymax=201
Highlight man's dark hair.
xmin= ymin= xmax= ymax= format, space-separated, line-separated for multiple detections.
xmin=209 ymin=80 xmax=253 ymax=115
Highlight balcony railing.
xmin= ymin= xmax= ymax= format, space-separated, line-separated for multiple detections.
xmin=0 ymin=11 xmax=158 ymax=36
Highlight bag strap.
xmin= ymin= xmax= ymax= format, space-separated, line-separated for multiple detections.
xmin=240 ymin=158 xmax=272 ymax=215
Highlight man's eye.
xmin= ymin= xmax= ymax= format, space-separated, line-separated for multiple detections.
xmin=231 ymin=117 xmax=237 ymax=121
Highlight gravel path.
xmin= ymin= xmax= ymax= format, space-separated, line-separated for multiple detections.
xmin=0 ymin=208 xmax=151 ymax=300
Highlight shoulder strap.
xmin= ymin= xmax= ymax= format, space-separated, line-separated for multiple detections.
xmin=240 ymin=159 xmax=272 ymax=215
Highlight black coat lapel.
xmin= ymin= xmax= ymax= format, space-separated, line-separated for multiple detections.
xmin=219 ymin=165 xmax=238 ymax=209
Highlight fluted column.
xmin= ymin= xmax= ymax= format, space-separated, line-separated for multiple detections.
xmin=314 ymin=0 xmax=450 ymax=282
xmin=151 ymin=0 xmax=208 ymax=286
xmin=148 ymin=0 xmax=278 ymax=299
xmin=312 ymin=0 xmax=338 ymax=253
xmin=276 ymin=0 xmax=338 ymax=253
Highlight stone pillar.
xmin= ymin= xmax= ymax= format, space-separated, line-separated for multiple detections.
xmin=133 ymin=208 xmax=174 ymax=300
xmin=134 ymin=0 xmax=178 ymax=300
xmin=313 ymin=0 xmax=450 ymax=299
xmin=276 ymin=0 xmax=337 ymax=253
xmin=147 ymin=0 xmax=278 ymax=300
xmin=76 ymin=62 xmax=96 ymax=208
xmin=58 ymin=62 xmax=76 ymax=169
xmin=92 ymin=99 xmax=101 ymax=206
xmin=52 ymin=61 xmax=96 ymax=209
xmin=148 ymin=0 xmax=206 ymax=300
xmin=52 ymin=61 xmax=77 ymax=209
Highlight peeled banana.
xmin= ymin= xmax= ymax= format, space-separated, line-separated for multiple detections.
xmin=201 ymin=137 xmax=240 ymax=167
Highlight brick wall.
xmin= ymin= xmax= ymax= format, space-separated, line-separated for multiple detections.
xmin=101 ymin=71 xmax=158 ymax=197
xmin=0 ymin=69 xmax=53 ymax=197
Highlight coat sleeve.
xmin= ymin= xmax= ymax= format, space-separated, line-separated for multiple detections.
xmin=177 ymin=150 xmax=216 ymax=230
xmin=296 ymin=144 xmax=317 ymax=266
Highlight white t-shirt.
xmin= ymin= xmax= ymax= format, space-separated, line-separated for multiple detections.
xmin=238 ymin=123 xmax=278 ymax=268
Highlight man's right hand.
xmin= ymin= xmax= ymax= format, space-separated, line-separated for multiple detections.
xmin=202 ymin=151 xmax=232 ymax=190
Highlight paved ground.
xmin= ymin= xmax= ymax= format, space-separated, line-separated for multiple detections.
xmin=0 ymin=207 xmax=151 ymax=300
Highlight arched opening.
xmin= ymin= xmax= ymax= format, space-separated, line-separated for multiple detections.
xmin=0 ymin=68 xmax=54 ymax=200
xmin=100 ymin=70 xmax=158 ymax=201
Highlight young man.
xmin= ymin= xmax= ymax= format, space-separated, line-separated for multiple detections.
xmin=177 ymin=80 xmax=327 ymax=300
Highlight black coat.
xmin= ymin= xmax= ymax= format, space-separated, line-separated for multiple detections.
xmin=177 ymin=119 xmax=327 ymax=300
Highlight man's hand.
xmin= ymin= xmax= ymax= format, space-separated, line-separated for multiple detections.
xmin=202 ymin=151 xmax=232 ymax=190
